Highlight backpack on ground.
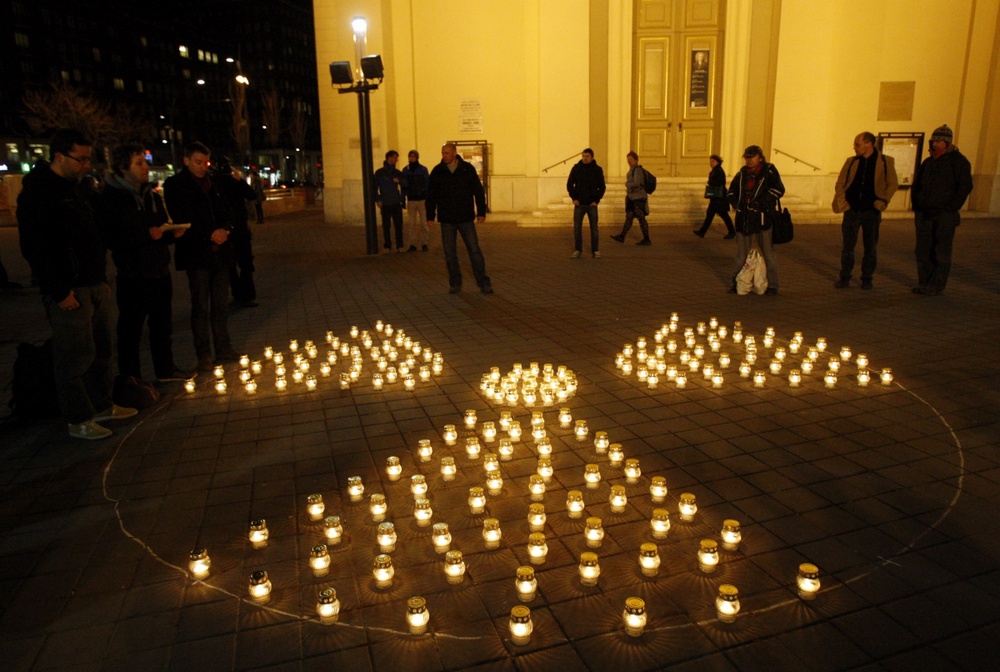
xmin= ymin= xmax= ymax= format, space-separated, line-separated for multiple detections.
xmin=642 ymin=168 xmax=657 ymax=194
xmin=9 ymin=340 xmax=60 ymax=421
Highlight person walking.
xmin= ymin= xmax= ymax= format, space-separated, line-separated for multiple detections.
xmin=832 ymin=132 xmax=899 ymax=289
xmin=249 ymin=168 xmax=265 ymax=224
xmin=727 ymin=145 xmax=785 ymax=295
xmin=566 ymin=148 xmax=606 ymax=258
xmin=694 ymin=154 xmax=735 ymax=238
xmin=610 ymin=152 xmax=651 ymax=245
xmin=100 ymin=143 xmax=191 ymax=384
xmin=910 ymin=124 xmax=973 ymax=296
xmin=163 ymin=141 xmax=237 ymax=372
xmin=374 ymin=150 xmax=405 ymax=253
xmin=17 ymin=129 xmax=137 ymax=439
xmin=401 ymin=150 xmax=430 ymax=252
xmin=214 ymin=159 xmax=259 ymax=309
xmin=426 ymin=143 xmax=492 ymax=294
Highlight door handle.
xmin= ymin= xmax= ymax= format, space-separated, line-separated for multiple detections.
xmin=678 ymin=122 xmax=683 ymax=131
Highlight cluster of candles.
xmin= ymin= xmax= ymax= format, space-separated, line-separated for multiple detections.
xmin=479 ymin=361 xmax=578 ymax=407
xmin=614 ymin=313 xmax=893 ymax=391
xmin=182 ymin=320 xmax=446 ymax=396
xmin=187 ymin=402 xmax=824 ymax=636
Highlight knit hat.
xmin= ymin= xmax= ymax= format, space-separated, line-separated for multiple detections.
xmin=931 ymin=124 xmax=953 ymax=144
xmin=742 ymin=145 xmax=764 ymax=159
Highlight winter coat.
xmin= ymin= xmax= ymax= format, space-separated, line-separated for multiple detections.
xmin=426 ymin=158 xmax=486 ymax=224
xmin=728 ymin=162 xmax=785 ymax=235
xmin=163 ymin=168 xmax=234 ymax=271
xmin=401 ymin=161 xmax=429 ymax=201
xmin=832 ymin=150 xmax=898 ymax=213
xmin=911 ymin=146 xmax=973 ymax=214
xmin=566 ymin=160 xmax=606 ymax=205
xmin=99 ymin=174 xmax=172 ymax=280
xmin=374 ymin=162 xmax=405 ymax=207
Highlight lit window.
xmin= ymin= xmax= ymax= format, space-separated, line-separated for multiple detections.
xmin=136 ymin=80 xmax=143 ymax=93
xmin=15 ymin=33 xmax=29 ymax=48
xmin=113 ymin=78 xmax=125 ymax=90
xmin=179 ymin=45 xmax=189 ymax=58
xmin=93 ymin=47 xmax=101 ymax=62
xmin=140 ymin=36 xmax=147 ymax=48
xmin=212 ymin=53 xmax=218 ymax=64
xmin=198 ymin=49 xmax=204 ymax=61
xmin=60 ymin=70 xmax=70 ymax=82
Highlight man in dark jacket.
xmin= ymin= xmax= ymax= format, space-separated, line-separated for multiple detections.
xmin=163 ymin=141 xmax=236 ymax=371
xmin=213 ymin=158 xmax=258 ymax=309
xmin=100 ymin=144 xmax=190 ymax=384
xmin=727 ymin=145 xmax=785 ymax=295
xmin=910 ymin=124 xmax=973 ymax=295
xmin=566 ymin=148 xmax=606 ymax=258
xmin=426 ymin=143 xmax=492 ymax=294
xmin=374 ymin=150 xmax=405 ymax=253
xmin=17 ymin=129 xmax=137 ymax=440
xmin=401 ymin=150 xmax=430 ymax=252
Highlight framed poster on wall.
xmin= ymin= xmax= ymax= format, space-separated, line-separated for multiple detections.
xmin=878 ymin=132 xmax=923 ymax=188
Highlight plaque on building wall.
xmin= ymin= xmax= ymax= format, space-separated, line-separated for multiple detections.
xmin=689 ymin=49 xmax=710 ymax=108
xmin=459 ymin=98 xmax=484 ymax=134
xmin=878 ymin=82 xmax=916 ymax=121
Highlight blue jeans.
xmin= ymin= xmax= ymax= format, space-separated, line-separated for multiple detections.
xmin=440 ymin=220 xmax=490 ymax=289
xmin=187 ymin=267 xmax=233 ymax=359
xmin=915 ymin=210 xmax=959 ymax=290
xmin=840 ymin=209 xmax=881 ymax=281
xmin=573 ymin=204 xmax=599 ymax=253
xmin=44 ymin=283 xmax=114 ymax=423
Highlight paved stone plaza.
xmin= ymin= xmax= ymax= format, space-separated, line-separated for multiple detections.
xmin=1 ymin=209 xmax=998 ymax=671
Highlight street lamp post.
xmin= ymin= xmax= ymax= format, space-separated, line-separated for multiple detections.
xmin=330 ymin=17 xmax=382 ymax=255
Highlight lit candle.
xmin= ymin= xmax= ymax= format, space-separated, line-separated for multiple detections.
xmin=482 ymin=421 xmax=497 ymax=441
xmin=816 ymin=337 xmax=827 ymax=352
xmin=347 ymin=476 xmax=364 ymax=502
xmin=443 ymin=424 xmax=458 ymax=444
xmin=578 ymin=551 xmax=600 ymax=586
xmin=528 ymin=474 xmax=546 ymax=501
xmin=880 ymin=368 xmax=893 ymax=385
xmin=369 ymin=493 xmax=388 ymax=522
xmin=248 ymin=570 xmax=272 ymax=603
xmin=801 ymin=359 xmax=814 ymax=374
xmin=675 ymin=371 xmax=687 ymax=388
xmin=753 ymin=370 xmax=767 ymax=388
xmin=797 ymin=562 xmax=821 ymax=600
xmin=486 ymin=469 xmax=504 ymax=496
xmin=324 ymin=516 xmax=343 ymax=545
xmin=768 ymin=359 xmax=782 ymax=375
xmin=413 ymin=498 xmax=433 ymax=527
xmin=828 ymin=358 xmax=841 ymax=372
xmin=410 ymin=474 xmax=428 ymax=499
xmin=432 ymin=522 xmax=452 ymax=554
xmin=609 ymin=485 xmax=627 ymax=514
xmin=712 ymin=372 xmax=724 ymax=388
xmin=213 ymin=364 xmax=225 ymax=379
xmin=624 ymin=458 xmax=641 ymax=483
xmin=623 ymin=597 xmax=647 ymax=637
xmin=373 ymin=554 xmax=394 ymax=589
xmin=608 ymin=443 xmax=624 ymax=468
xmin=339 ymin=372 xmax=350 ymax=390
xmin=307 ymin=493 xmax=325 ymax=521
xmin=702 ymin=363 xmax=715 ymax=380
xmin=469 ymin=486 xmax=486 ymax=514
xmin=239 ymin=368 xmax=251 ymax=383
xmin=248 ymin=519 xmax=269 ymax=549
xmin=464 ymin=409 xmax=478 ymax=429
xmin=305 ymin=374 xmax=318 ymax=390
xmin=527 ymin=532 xmax=548 ymax=565
xmin=788 ymin=369 xmax=801 ymax=387
xmin=716 ymin=584 xmax=740 ymax=623
xmin=309 ymin=544 xmax=332 ymax=577
xmin=483 ymin=452 xmax=500 ymax=472
xmin=678 ymin=493 xmax=697 ymax=522
xmin=574 ymin=419 xmax=589 ymax=442
xmin=444 ymin=550 xmax=466 ymax=585
xmin=584 ymin=464 xmax=601 ymax=489
xmin=465 ymin=437 xmax=481 ymax=460
xmin=839 ymin=345 xmax=852 ymax=362
xmin=317 ymin=587 xmax=340 ymax=624
xmin=720 ymin=519 xmax=742 ymax=551
xmin=638 ymin=543 xmax=660 ymax=577
xmin=651 ymin=508 xmax=671 ymax=539
xmin=649 ymin=476 xmax=667 ymax=503
xmin=483 ymin=518 xmax=502 ymax=549
xmin=585 ymin=517 xmax=604 ymax=548
xmin=824 ymin=371 xmax=838 ymax=388
xmin=377 ymin=522 xmax=397 ymax=552
xmin=536 ymin=457 xmax=553 ymax=483
xmin=509 ymin=605 xmax=533 ymax=645
xmin=508 ymin=420 xmax=522 ymax=442
xmin=292 ymin=369 xmax=304 ymax=384
xmin=498 ymin=438 xmax=514 ymax=461
xmin=558 ymin=407 xmax=573 ymax=428
xmin=698 ymin=539 xmax=719 ymax=573
xmin=440 ymin=456 xmax=456 ymax=481
xmin=564 ymin=489 xmax=584 ymax=519
xmin=263 ymin=345 xmax=274 ymax=360
xmin=188 ymin=548 xmax=211 ymax=579
xmin=214 ymin=379 xmax=227 ymax=395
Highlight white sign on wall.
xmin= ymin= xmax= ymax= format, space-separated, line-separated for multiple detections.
xmin=459 ymin=98 xmax=483 ymax=134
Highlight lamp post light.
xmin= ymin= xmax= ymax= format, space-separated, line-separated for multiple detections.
xmin=330 ymin=17 xmax=384 ymax=254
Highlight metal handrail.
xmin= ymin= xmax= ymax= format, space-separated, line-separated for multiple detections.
xmin=773 ymin=148 xmax=821 ymax=172
xmin=542 ymin=152 xmax=582 ymax=173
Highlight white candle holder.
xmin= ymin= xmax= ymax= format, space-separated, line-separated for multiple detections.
xmin=377 ymin=522 xmax=397 ymax=552
xmin=578 ymin=551 xmax=600 ymax=586
xmin=248 ymin=570 xmax=272 ymax=603
xmin=651 ymin=508 xmax=671 ymax=539
xmin=188 ymin=548 xmax=211 ymax=580
xmin=623 ymin=597 xmax=647 ymax=637
xmin=584 ymin=517 xmax=604 ymax=548
xmin=698 ymin=539 xmax=719 ymax=573
xmin=678 ymin=493 xmax=697 ymax=522
xmin=309 ymin=544 xmax=332 ymax=577
xmin=482 ymin=518 xmax=502 ymax=549
xmin=444 ymin=550 xmax=466 ymax=584
xmin=720 ymin=519 xmax=742 ymax=551
xmin=639 ymin=543 xmax=660 ymax=577
xmin=317 ymin=587 xmax=340 ymax=624
xmin=716 ymin=584 xmax=740 ymax=622
xmin=509 ymin=605 xmax=533 ymax=645
xmin=797 ymin=562 xmax=821 ymax=600
xmin=566 ymin=490 xmax=585 ymax=519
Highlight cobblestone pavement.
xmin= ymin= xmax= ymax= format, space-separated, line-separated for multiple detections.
xmin=1 ymin=210 xmax=998 ymax=671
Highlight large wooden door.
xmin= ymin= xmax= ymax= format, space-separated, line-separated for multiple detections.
xmin=633 ymin=0 xmax=724 ymax=177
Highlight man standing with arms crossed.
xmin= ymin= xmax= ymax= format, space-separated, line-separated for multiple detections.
xmin=18 ymin=129 xmax=137 ymax=439
xmin=832 ymin=132 xmax=898 ymax=290
xmin=426 ymin=143 xmax=492 ymax=294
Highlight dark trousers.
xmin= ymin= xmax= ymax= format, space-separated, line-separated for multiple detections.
xmin=441 ymin=220 xmax=490 ymax=289
xmin=44 ymin=283 xmax=114 ymax=423
xmin=186 ymin=266 xmax=232 ymax=359
xmin=381 ymin=203 xmax=404 ymax=249
xmin=573 ymin=204 xmax=599 ymax=253
xmin=731 ymin=228 xmax=778 ymax=288
xmin=229 ymin=228 xmax=256 ymax=303
xmin=253 ymin=200 xmax=264 ymax=223
xmin=839 ymin=209 xmax=881 ymax=281
xmin=116 ymin=274 xmax=176 ymax=380
xmin=620 ymin=198 xmax=649 ymax=239
xmin=915 ymin=210 xmax=960 ymax=291
xmin=698 ymin=199 xmax=735 ymax=235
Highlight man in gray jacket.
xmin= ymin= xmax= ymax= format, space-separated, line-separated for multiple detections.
xmin=832 ymin=132 xmax=898 ymax=289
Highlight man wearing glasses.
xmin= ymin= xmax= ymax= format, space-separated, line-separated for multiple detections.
xmin=17 ymin=129 xmax=137 ymax=440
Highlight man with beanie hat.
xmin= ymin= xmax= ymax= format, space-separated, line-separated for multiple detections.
xmin=910 ymin=124 xmax=973 ymax=295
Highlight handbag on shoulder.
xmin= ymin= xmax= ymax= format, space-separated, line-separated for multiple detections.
xmin=770 ymin=199 xmax=794 ymax=244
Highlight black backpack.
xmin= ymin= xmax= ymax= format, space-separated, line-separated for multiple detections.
xmin=642 ymin=168 xmax=657 ymax=194
xmin=9 ymin=340 xmax=60 ymax=421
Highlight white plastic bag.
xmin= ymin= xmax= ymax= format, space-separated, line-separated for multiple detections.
xmin=736 ymin=248 xmax=768 ymax=295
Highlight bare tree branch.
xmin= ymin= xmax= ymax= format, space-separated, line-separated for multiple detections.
xmin=260 ymin=89 xmax=283 ymax=149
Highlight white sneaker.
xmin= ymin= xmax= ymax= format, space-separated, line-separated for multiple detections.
xmin=397 ymin=247 xmax=405 ymax=253
xmin=68 ymin=420 xmax=112 ymax=440
xmin=593 ymin=251 xmax=601 ymax=258
xmin=570 ymin=250 xmax=582 ymax=259
xmin=94 ymin=404 xmax=139 ymax=421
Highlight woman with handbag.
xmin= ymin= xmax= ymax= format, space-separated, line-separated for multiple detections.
xmin=695 ymin=155 xmax=735 ymax=239
xmin=727 ymin=145 xmax=785 ymax=295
